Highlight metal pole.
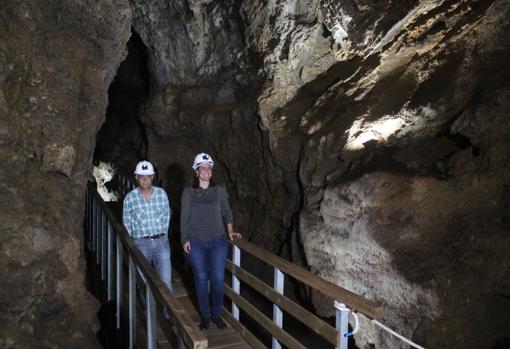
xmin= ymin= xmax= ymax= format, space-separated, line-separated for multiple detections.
xmin=232 ymin=244 xmax=241 ymax=320
xmin=116 ymin=235 xmax=123 ymax=329
xmin=92 ymin=199 xmax=97 ymax=252
xmin=334 ymin=301 xmax=349 ymax=349
xmin=85 ymin=186 xmax=89 ymax=243
xmin=96 ymin=206 xmax=102 ymax=265
xmin=128 ymin=255 xmax=136 ymax=349
xmin=101 ymin=211 xmax=107 ymax=280
xmin=89 ymin=190 xmax=94 ymax=251
xmin=146 ymin=285 xmax=157 ymax=349
xmin=88 ymin=188 xmax=92 ymax=249
xmin=107 ymin=222 xmax=113 ymax=300
xmin=272 ymin=268 xmax=284 ymax=349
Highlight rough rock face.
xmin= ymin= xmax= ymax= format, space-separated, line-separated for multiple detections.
xmin=2 ymin=0 xmax=510 ymax=348
xmin=0 ymin=1 xmax=131 ymax=347
xmin=121 ymin=0 xmax=510 ymax=348
xmin=129 ymin=0 xmax=294 ymax=247
xmin=244 ymin=1 xmax=510 ymax=348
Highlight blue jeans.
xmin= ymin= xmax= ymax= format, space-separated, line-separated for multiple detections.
xmin=134 ymin=235 xmax=173 ymax=293
xmin=187 ymin=235 xmax=228 ymax=319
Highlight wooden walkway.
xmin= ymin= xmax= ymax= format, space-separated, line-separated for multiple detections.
xmin=107 ymin=201 xmax=251 ymax=349
xmin=170 ymin=274 xmax=249 ymax=349
xmin=89 ymin=180 xmax=385 ymax=349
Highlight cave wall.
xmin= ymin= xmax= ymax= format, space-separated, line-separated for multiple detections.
xmin=94 ymin=30 xmax=150 ymax=173
xmin=1 ymin=0 xmax=509 ymax=348
xmin=127 ymin=0 xmax=510 ymax=348
xmin=0 ymin=1 xmax=131 ymax=347
xmin=129 ymin=0 xmax=294 ymax=249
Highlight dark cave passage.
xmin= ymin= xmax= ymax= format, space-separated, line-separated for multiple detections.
xmin=94 ymin=29 xmax=151 ymax=174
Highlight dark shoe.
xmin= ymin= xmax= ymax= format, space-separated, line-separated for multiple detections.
xmin=199 ymin=317 xmax=210 ymax=330
xmin=212 ymin=317 xmax=226 ymax=329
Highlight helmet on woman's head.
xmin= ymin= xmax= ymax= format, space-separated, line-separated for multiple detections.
xmin=192 ymin=153 xmax=214 ymax=170
xmin=134 ymin=160 xmax=155 ymax=175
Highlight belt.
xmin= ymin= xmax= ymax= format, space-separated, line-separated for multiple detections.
xmin=141 ymin=233 xmax=165 ymax=240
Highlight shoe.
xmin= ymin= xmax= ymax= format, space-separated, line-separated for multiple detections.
xmin=199 ymin=317 xmax=210 ymax=330
xmin=212 ymin=317 xmax=226 ymax=329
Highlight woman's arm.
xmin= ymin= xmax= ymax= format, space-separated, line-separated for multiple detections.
xmin=220 ymin=185 xmax=233 ymax=227
xmin=221 ymin=186 xmax=241 ymax=240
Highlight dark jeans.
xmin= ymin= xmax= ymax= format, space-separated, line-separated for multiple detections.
xmin=187 ymin=235 xmax=228 ymax=319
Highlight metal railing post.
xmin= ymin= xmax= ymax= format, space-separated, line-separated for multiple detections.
xmin=101 ymin=211 xmax=107 ymax=280
xmin=107 ymin=222 xmax=113 ymax=300
xmin=128 ymin=255 xmax=136 ymax=349
xmin=272 ymin=267 xmax=284 ymax=349
xmin=232 ymin=244 xmax=241 ymax=320
xmin=116 ymin=235 xmax=123 ymax=329
xmin=88 ymin=189 xmax=92 ymax=249
xmin=85 ymin=187 xmax=89 ymax=243
xmin=96 ymin=203 xmax=102 ymax=264
xmin=146 ymin=285 xmax=157 ymax=349
xmin=335 ymin=301 xmax=349 ymax=349
xmin=92 ymin=199 xmax=97 ymax=252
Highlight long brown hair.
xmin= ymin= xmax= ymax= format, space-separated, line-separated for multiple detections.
xmin=192 ymin=174 xmax=217 ymax=188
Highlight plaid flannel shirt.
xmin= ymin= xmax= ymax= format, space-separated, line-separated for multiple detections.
xmin=122 ymin=186 xmax=171 ymax=238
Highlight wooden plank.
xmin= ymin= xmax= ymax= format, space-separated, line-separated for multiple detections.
xmin=206 ymin=330 xmax=244 ymax=347
xmin=175 ymin=295 xmax=201 ymax=318
xmin=222 ymin=307 xmax=266 ymax=349
xmin=214 ymin=343 xmax=252 ymax=349
xmin=225 ymin=260 xmax=339 ymax=345
xmin=172 ymin=279 xmax=188 ymax=297
xmin=231 ymin=239 xmax=383 ymax=320
xmin=224 ymin=285 xmax=307 ymax=349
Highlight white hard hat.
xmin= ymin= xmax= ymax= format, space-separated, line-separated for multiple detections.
xmin=134 ymin=160 xmax=155 ymax=175
xmin=192 ymin=153 xmax=214 ymax=170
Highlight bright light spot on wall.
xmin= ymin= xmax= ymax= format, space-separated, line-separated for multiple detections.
xmin=344 ymin=117 xmax=405 ymax=151
xmin=92 ymin=162 xmax=119 ymax=202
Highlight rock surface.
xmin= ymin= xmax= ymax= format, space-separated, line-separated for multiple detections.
xmin=122 ymin=0 xmax=510 ymax=348
xmin=2 ymin=0 xmax=510 ymax=348
xmin=0 ymin=1 xmax=131 ymax=347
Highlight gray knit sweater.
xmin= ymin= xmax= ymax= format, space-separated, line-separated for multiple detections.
xmin=180 ymin=185 xmax=233 ymax=243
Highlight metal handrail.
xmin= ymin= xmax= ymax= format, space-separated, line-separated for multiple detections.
xmin=232 ymin=239 xmax=383 ymax=319
xmin=86 ymin=181 xmax=207 ymax=349
xmin=225 ymin=238 xmax=384 ymax=349
xmin=102 ymin=173 xmax=424 ymax=348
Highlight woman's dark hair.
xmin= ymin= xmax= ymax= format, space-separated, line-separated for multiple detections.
xmin=192 ymin=175 xmax=217 ymax=188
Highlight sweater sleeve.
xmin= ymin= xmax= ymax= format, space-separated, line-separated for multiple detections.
xmin=220 ymin=185 xmax=234 ymax=226
xmin=180 ymin=187 xmax=191 ymax=243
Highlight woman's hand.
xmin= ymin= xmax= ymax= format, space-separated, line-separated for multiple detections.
xmin=183 ymin=240 xmax=191 ymax=254
xmin=228 ymin=231 xmax=242 ymax=241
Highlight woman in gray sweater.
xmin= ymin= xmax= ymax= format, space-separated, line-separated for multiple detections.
xmin=180 ymin=152 xmax=241 ymax=330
